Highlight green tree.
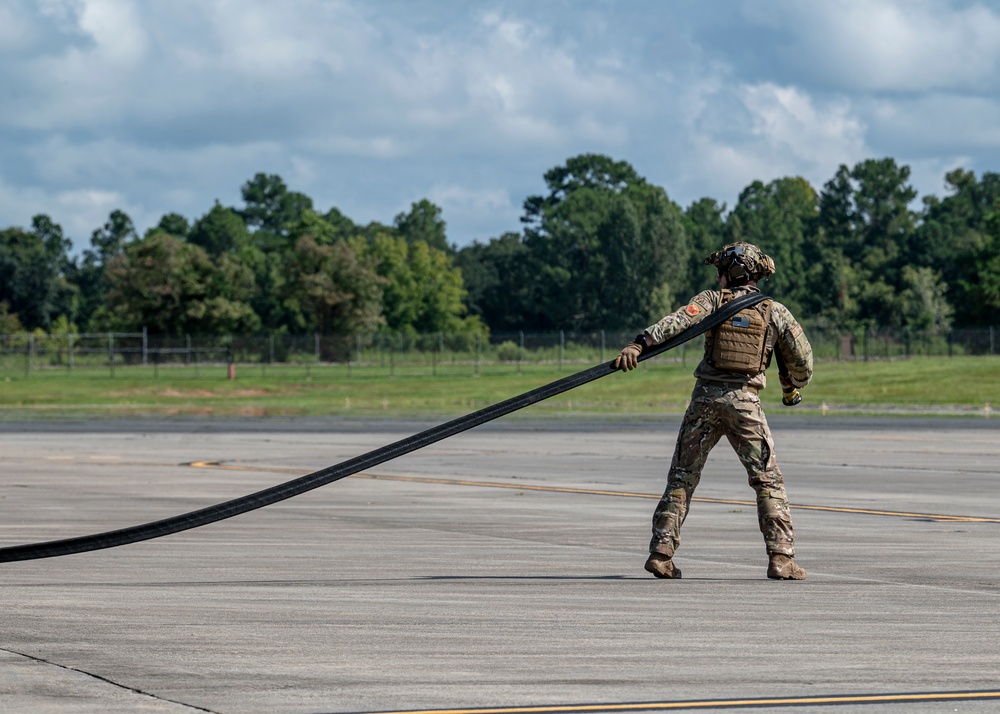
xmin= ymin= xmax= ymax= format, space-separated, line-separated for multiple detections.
xmin=287 ymin=209 xmax=344 ymax=246
xmin=240 ymin=173 xmax=313 ymax=250
xmin=0 ymin=215 xmax=74 ymax=330
xmin=324 ymin=207 xmax=359 ymax=240
xmin=817 ymin=158 xmax=919 ymax=328
xmin=96 ymin=233 xmax=260 ymax=334
xmin=244 ymin=248 xmax=288 ymax=331
xmin=189 ymin=201 xmax=252 ymax=255
xmin=913 ymin=169 xmax=1000 ymax=326
xmin=31 ymin=214 xmax=77 ymax=321
xmin=456 ymin=232 xmax=534 ymax=331
xmin=67 ymin=209 xmax=138 ymax=329
xmin=146 ymin=213 xmax=190 ymax=239
xmin=279 ymin=235 xmax=384 ymax=335
xmin=726 ymin=177 xmax=819 ymax=316
xmin=353 ymin=231 xmax=481 ymax=334
xmin=0 ymin=301 xmax=23 ymax=333
xmin=89 ymin=209 xmax=137 ymax=260
xmin=680 ymin=198 xmax=728 ymax=298
xmin=975 ymin=251 xmax=1000 ymax=319
xmin=899 ymin=266 xmax=953 ymax=335
xmin=394 ymin=199 xmax=451 ymax=253
xmin=957 ymin=210 xmax=1000 ymax=323
xmin=521 ymin=154 xmax=688 ymax=329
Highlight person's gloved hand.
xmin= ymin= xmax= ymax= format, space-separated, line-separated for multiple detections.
xmin=781 ymin=387 xmax=802 ymax=406
xmin=614 ymin=342 xmax=643 ymax=372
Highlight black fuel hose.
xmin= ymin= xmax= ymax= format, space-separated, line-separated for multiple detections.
xmin=0 ymin=292 xmax=767 ymax=562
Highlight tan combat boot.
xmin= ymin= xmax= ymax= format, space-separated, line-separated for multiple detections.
xmin=767 ymin=554 xmax=806 ymax=580
xmin=644 ymin=553 xmax=682 ymax=579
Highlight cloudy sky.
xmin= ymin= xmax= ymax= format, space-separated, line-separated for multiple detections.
xmin=2 ymin=0 xmax=1000 ymax=254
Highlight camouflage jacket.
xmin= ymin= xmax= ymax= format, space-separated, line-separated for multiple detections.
xmin=642 ymin=286 xmax=813 ymax=392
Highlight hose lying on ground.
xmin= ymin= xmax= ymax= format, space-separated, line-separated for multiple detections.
xmin=0 ymin=293 xmax=767 ymax=563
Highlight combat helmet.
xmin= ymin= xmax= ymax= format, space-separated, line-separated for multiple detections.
xmin=704 ymin=242 xmax=775 ymax=285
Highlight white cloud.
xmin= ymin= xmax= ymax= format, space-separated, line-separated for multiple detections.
xmin=54 ymin=187 xmax=134 ymax=239
xmin=429 ymin=184 xmax=512 ymax=213
xmin=865 ymin=93 xmax=1000 ymax=151
xmin=742 ymin=0 xmax=1000 ymax=92
xmin=381 ymin=8 xmax=634 ymax=148
xmin=0 ymin=2 xmax=42 ymax=52
xmin=77 ymin=0 xmax=147 ymax=62
xmin=4 ymin=0 xmax=1000 ymax=251
xmin=649 ymin=79 xmax=871 ymax=207
xmin=0 ymin=175 xmax=133 ymax=243
xmin=205 ymin=0 xmax=370 ymax=78
xmin=741 ymin=83 xmax=867 ymax=168
xmin=904 ymin=155 xmax=974 ymax=202
xmin=302 ymin=135 xmax=407 ymax=160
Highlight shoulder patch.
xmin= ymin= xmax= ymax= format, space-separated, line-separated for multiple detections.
xmin=685 ymin=303 xmax=701 ymax=316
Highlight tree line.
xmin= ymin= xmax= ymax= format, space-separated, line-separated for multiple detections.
xmin=2 ymin=154 xmax=998 ymax=338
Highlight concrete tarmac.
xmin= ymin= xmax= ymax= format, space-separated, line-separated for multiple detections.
xmin=2 ymin=415 xmax=999 ymax=713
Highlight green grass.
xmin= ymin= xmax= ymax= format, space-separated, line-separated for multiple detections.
xmin=0 ymin=356 xmax=998 ymax=419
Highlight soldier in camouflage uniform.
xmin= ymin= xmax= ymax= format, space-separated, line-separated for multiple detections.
xmin=614 ymin=242 xmax=813 ymax=580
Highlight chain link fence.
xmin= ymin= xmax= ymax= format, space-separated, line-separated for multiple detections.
xmin=1 ymin=325 xmax=997 ymax=377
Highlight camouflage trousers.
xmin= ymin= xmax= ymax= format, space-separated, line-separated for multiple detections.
xmin=649 ymin=382 xmax=796 ymax=558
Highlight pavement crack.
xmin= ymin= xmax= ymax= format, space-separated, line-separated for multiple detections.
xmin=1 ymin=646 xmax=220 ymax=713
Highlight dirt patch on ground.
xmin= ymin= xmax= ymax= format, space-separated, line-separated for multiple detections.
xmin=157 ymin=389 xmax=269 ymax=398
xmin=234 ymin=406 xmax=268 ymax=417
xmin=108 ymin=388 xmax=269 ymax=399
xmin=159 ymin=389 xmax=216 ymax=398
xmin=160 ymin=406 xmax=215 ymax=415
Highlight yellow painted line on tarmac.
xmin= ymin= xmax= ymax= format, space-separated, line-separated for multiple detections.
xmin=187 ymin=461 xmax=1000 ymax=524
xmin=358 ymin=689 xmax=1000 ymax=713
xmin=188 ymin=460 xmax=300 ymax=474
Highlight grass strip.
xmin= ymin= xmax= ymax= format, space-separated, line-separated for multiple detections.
xmin=0 ymin=356 xmax=997 ymax=419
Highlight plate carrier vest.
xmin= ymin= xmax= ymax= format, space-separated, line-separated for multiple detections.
xmin=704 ymin=290 xmax=774 ymax=375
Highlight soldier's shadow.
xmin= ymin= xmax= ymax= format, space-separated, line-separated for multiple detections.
xmin=414 ymin=575 xmax=753 ymax=581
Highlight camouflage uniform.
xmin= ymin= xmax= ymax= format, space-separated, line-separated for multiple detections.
xmin=642 ymin=285 xmax=813 ymax=559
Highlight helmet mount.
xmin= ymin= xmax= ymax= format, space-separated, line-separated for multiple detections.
xmin=704 ymin=242 xmax=775 ymax=286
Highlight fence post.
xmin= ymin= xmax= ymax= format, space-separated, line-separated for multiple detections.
xmin=559 ymin=330 xmax=564 ymax=369
xmin=186 ymin=334 xmax=191 ymax=365
xmin=518 ymin=330 xmax=524 ymax=374
xmin=991 ymin=325 xmax=995 ymax=356
xmin=432 ymin=333 xmax=438 ymax=377
xmin=108 ymin=332 xmax=115 ymax=377
xmin=475 ymin=333 xmax=481 ymax=376
xmin=142 ymin=326 xmax=148 ymax=367
xmin=600 ymin=329 xmax=605 ymax=363
xmin=314 ymin=333 xmax=320 ymax=363
xmin=26 ymin=333 xmax=33 ymax=377
xmin=68 ymin=333 xmax=74 ymax=372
